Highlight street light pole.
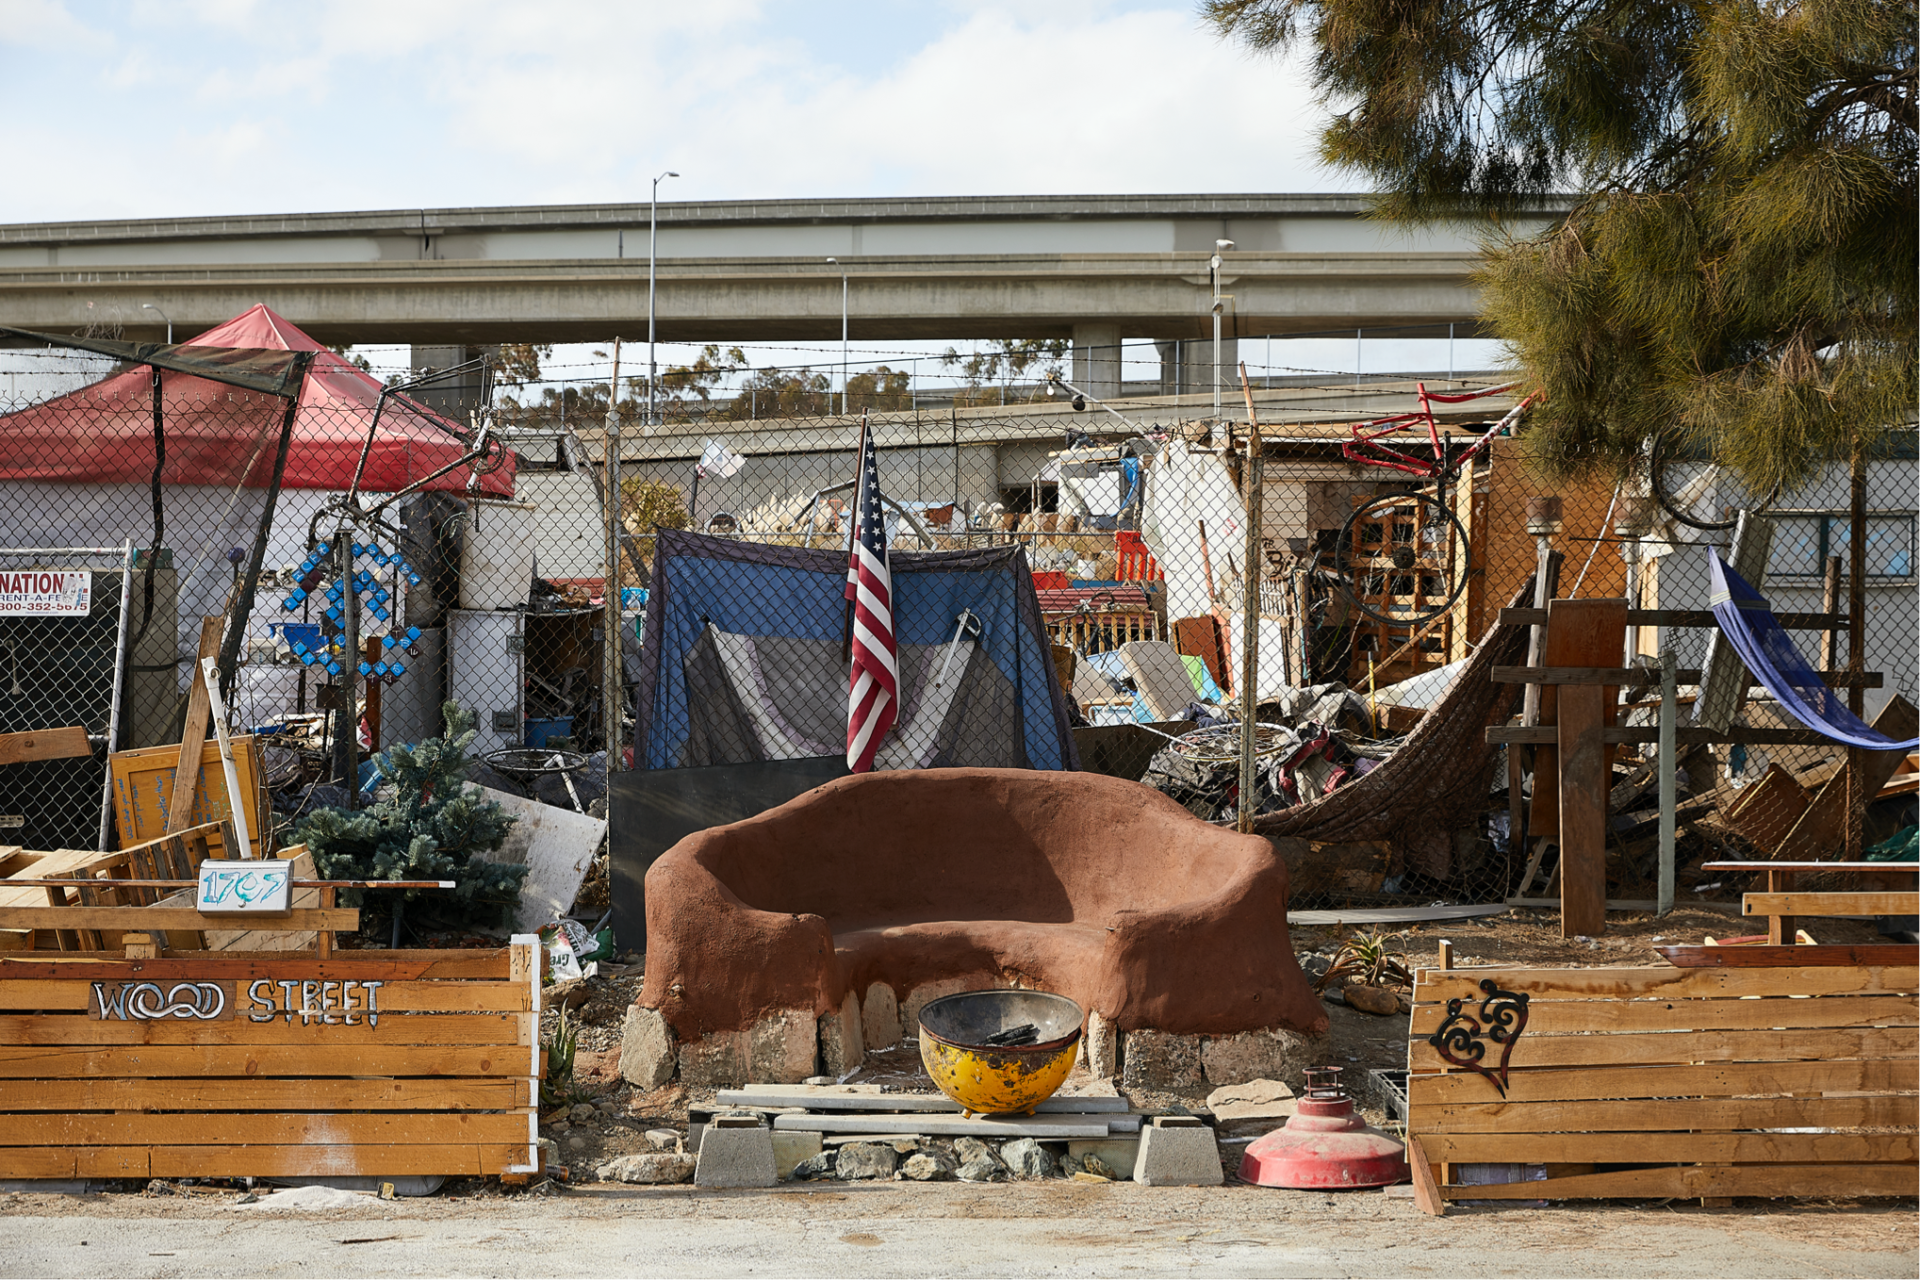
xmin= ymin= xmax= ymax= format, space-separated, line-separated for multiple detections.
xmin=142 ymin=303 xmax=171 ymax=344
xmin=648 ymin=169 xmax=679 ymax=427
xmin=1211 ymin=239 xmax=1234 ymax=433
xmin=826 ymin=257 xmax=847 ymax=414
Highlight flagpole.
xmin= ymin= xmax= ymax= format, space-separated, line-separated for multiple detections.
xmin=842 ymin=411 xmax=869 ymax=665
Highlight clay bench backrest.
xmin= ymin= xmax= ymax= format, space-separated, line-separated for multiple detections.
xmin=687 ymin=768 xmax=1256 ymax=928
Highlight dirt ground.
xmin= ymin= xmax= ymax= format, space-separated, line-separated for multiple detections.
xmin=528 ymin=904 xmax=1900 ymax=1185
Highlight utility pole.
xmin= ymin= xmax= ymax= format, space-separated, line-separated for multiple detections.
xmin=647 ymin=170 xmax=678 ymax=427
xmin=1211 ymin=240 xmax=1233 ymax=446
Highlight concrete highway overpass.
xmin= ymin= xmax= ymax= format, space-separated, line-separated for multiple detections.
xmin=0 ymin=195 xmax=1560 ymax=386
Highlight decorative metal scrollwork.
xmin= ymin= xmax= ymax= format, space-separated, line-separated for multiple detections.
xmin=1427 ymin=978 xmax=1529 ymax=1096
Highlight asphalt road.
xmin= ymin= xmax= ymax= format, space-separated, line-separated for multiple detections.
xmin=2 ymin=1183 xmax=1914 ymax=1278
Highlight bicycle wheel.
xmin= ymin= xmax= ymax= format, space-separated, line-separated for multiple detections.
xmin=1648 ymin=430 xmax=1781 ymax=533
xmin=1335 ymin=492 xmax=1470 ymax=626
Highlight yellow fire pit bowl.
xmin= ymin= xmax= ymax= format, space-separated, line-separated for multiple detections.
xmin=917 ymin=990 xmax=1084 ymax=1117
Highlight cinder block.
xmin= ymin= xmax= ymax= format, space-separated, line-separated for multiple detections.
xmin=1134 ymin=1116 xmax=1223 ymax=1187
xmin=694 ymin=1116 xmax=777 ymax=1188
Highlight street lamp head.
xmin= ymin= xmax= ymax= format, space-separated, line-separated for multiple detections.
xmin=1216 ymin=239 xmax=1235 ymax=250
xmin=825 ymin=256 xmax=838 ymax=264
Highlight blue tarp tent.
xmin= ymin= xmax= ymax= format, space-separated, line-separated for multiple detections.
xmin=632 ymin=530 xmax=1080 ymax=771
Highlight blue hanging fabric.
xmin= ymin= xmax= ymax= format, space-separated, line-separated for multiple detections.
xmin=1707 ymin=551 xmax=1917 ymax=751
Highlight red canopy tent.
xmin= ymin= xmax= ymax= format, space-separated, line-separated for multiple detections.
xmin=0 ymin=304 xmax=515 ymax=495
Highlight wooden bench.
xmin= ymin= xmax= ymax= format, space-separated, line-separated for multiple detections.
xmin=1702 ymin=860 xmax=1919 ymax=946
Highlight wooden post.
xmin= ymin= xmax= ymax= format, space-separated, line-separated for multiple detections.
xmin=1766 ymin=868 xmax=1797 ymax=947
xmin=1819 ymin=555 xmax=1842 ymax=670
xmin=315 ymin=885 xmax=336 ymax=959
xmin=1437 ymin=939 xmax=1453 ymax=971
xmin=164 ymin=618 xmax=227 ymax=833
xmin=1547 ymin=598 xmax=1628 ymax=938
xmin=1657 ymin=649 xmax=1677 ymax=917
xmin=362 ymin=636 xmax=383 ymax=752
xmin=1236 ymin=365 xmax=1263 ymax=835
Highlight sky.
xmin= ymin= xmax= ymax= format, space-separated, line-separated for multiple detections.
xmin=1 ymin=1 xmax=1499 ymax=389
xmin=2 ymin=0 xmax=1354 ymax=221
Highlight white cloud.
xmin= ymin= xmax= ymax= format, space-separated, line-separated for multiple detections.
xmin=0 ymin=2 xmax=1352 ymax=222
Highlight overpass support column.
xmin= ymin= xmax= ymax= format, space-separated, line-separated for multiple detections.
xmin=1071 ymin=323 xmax=1122 ymax=401
xmin=1154 ymin=338 xmax=1237 ymax=406
xmin=409 ymin=345 xmax=489 ymax=420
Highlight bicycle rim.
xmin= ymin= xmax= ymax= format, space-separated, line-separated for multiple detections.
xmin=1649 ymin=431 xmax=1781 ymax=532
xmin=1335 ymin=492 xmax=1470 ymax=625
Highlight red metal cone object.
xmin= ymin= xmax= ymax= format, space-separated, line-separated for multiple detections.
xmin=1239 ymin=1068 xmax=1410 ymax=1189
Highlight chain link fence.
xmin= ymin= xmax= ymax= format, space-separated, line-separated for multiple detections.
xmin=1 ymin=338 xmax=1913 ymax=923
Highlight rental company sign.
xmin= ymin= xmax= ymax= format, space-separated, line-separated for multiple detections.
xmin=0 ymin=570 xmax=91 ymax=617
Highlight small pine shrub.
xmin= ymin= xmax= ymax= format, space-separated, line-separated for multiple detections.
xmin=294 ymin=702 xmax=526 ymax=931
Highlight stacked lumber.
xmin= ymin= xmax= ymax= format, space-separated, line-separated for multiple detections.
xmin=1405 ymin=962 xmax=1918 ymax=1209
xmin=0 ymin=941 xmax=541 ymax=1180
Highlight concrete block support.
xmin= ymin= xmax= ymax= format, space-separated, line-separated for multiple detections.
xmin=694 ymin=1117 xmax=778 ymax=1188
xmin=1134 ymin=1116 xmax=1224 ymax=1187
xmin=1071 ymin=323 xmax=1122 ymax=400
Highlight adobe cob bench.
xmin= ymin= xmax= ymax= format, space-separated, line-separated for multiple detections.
xmin=621 ymin=768 xmax=1328 ymax=1090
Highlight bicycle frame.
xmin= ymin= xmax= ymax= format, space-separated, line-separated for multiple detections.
xmin=1341 ymin=382 xmax=1533 ymax=481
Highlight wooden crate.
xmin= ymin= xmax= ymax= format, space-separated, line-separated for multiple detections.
xmin=108 ymin=737 xmax=269 ymax=859
xmin=1405 ymin=962 xmax=1919 ymax=1207
xmin=0 ymin=940 xmax=541 ymax=1179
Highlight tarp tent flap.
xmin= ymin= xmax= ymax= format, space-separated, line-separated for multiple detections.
xmin=0 ymin=325 xmax=309 ymax=397
xmin=633 ymin=529 xmax=1081 ymax=772
xmin=0 ymin=304 xmax=514 ymax=495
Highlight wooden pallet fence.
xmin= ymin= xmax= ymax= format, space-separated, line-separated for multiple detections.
xmin=1405 ymin=962 xmax=1919 ymax=1208
xmin=0 ymin=939 xmax=542 ymax=1179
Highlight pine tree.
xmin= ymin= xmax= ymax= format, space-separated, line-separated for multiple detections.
xmin=294 ymin=702 xmax=526 ymax=931
xmin=1204 ymin=0 xmax=1916 ymax=490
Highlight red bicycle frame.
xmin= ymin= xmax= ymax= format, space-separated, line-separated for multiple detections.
xmin=1341 ymin=382 xmax=1535 ymax=480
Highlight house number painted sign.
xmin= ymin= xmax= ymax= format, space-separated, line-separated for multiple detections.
xmin=195 ymin=860 xmax=294 ymax=913
xmin=89 ymin=979 xmax=387 ymax=1025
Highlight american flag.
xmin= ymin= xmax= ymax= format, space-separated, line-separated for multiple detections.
xmin=844 ymin=425 xmax=898 ymax=772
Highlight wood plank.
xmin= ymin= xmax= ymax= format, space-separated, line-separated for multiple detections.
xmin=0 ymin=979 xmax=529 ymax=1013
xmin=1745 ymin=892 xmax=1919 ymax=918
xmin=1775 ymin=696 xmax=1919 ymax=860
xmin=0 ymin=726 xmax=91 ymax=766
xmin=164 ymin=617 xmax=226 ymax=835
xmin=1411 ymin=965 xmax=1919 ymax=1002
xmin=1489 ymin=726 xmax=1851 ymax=746
xmin=0 ymin=1111 xmax=529 ymax=1147
xmin=0 ymin=1147 xmax=152 ymax=1179
xmin=1407 ymin=1025 xmax=1916 ymax=1072
xmin=0 ymin=1076 xmax=528 ymax=1112
xmin=1424 ymin=1132 xmax=1915 ymax=1165
xmin=1703 ymin=861 xmax=1920 ymax=872
xmin=147 ymin=1144 xmax=525 ymax=1178
xmin=0 ymin=906 xmax=359 ymax=932
xmin=715 ymin=1088 xmax=1132 ymax=1114
xmin=1407 ymin=1056 xmax=1919 ymax=1105
xmin=1655 ymin=944 xmax=1918 ymax=967
xmin=1558 ymin=680 xmax=1611 ymax=937
xmin=771 ymin=1113 xmax=1116 ymax=1139
xmin=1414 ymin=1093 xmax=1918 ymax=1135
xmin=1438 ymin=1163 xmax=1916 ymax=1202
xmin=1409 ymin=993 xmax=1918 ymax=1036
xmin=1501 ymin=607 xmax=1850 ymax=630
xmin=0 ymin=1012 xmax=521 ymax=1046
xmin=1491 ymin=666 xmax=1881 ymax=687
xmin=1406 ymin=1136 xmax=1444 ymax=1217
xmin=0 ymin=1043 xmax=528 ymax=1078
xmin=0 ymin=951 xmax=512 ymax=982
